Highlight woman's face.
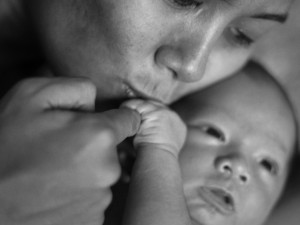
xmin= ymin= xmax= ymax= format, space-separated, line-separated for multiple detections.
xmin=28 ymin=0 xmax=291 ymax=104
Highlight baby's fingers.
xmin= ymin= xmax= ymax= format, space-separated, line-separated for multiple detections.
xmin=121 ymin=99 xmax=165 ymax=115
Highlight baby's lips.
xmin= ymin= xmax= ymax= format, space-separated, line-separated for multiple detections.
xmin=199 ymin=186 xmax=236 ymax=216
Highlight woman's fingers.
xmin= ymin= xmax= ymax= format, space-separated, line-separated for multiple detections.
xmin=2 ymin=77 xmax=97 ymax=114
xmin=0 ymin=77 xmax=141 ymax=224
xmin=36 ymin=77 xmax=97 ymax=111
xmin=100 ymin=108 xmax=141 ymax=144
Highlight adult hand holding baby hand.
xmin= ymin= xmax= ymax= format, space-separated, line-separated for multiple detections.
xmin=0 ymin=77 xmax=140 ymax=225
xmin=122 ymin=99 xmax=187 ymax=158
xmin=121 ymin=100 xmax=190 ymax=225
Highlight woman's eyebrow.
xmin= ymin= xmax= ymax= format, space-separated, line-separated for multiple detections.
xmin=251 ymin=13 xmax=288 ymax=23
xmin=222 ymin=0 xmax=288 ymax=24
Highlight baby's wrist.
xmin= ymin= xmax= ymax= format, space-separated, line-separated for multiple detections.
xmin=135 ymin=143 xmax=180 ymax=159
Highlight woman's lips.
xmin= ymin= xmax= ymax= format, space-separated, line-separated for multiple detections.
xmin=124 ymin=83 xmax=164 ymax=103
xmin=124 ymin=84 xmax=137 ymax=98
xmin=198 ymin=186 xmax=235 ymax=216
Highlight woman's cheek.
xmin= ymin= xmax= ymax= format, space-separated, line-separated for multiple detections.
xmin=205 ymin=43 xmax=252 ymax=82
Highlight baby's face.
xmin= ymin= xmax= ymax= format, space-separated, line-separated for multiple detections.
xmin=173 ymin=73 xmax=295 ymax=225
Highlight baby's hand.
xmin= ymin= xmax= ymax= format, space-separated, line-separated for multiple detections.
xmin=122 ymin=99 xmax=187 ymax=158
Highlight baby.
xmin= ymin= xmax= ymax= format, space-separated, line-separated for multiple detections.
xmin=121 ymin=62 xmax=297 ymax=225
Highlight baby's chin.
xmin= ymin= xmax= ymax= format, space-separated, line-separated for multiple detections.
xmin=189 ymin=206 xmax=268 ymax=225
xmin=188 ymin=204 xmax=233 ymax=225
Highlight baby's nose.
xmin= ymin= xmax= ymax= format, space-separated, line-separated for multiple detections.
xmin=216 ymin=155 xmax=250 ymax=185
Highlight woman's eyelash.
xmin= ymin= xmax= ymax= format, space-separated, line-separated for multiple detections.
xmin=171 ymin=0 xmax=203 ymax=8
xmin=230 ymin=27 xmax=254 ymax=47
xmin=260 ymin=159 xmax=278 ymax=175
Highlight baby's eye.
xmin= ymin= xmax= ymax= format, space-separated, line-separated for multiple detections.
xmin=260 ymin=159 xmax=278 ymax=175
xmin=169 ymin=0 xmax=203 ymax=9
xmin=201 ymin=125 xmax=225 ymax=142
xmin=229 ymin=27 xmax=254 ymax=48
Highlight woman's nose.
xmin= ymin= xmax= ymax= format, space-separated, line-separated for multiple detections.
xmin=155 ymin=36 xmax=211 ymax=83
xmin=215 ymin=155 xmax=250 ymax=185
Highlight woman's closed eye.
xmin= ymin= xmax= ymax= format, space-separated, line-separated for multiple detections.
xmin=200 ymin=125 xmax=225 ymax=142
xmin=167 ymin=0 xmax=203 ymax=9
xmin=229 ymin=27 xmax=254 ymax=48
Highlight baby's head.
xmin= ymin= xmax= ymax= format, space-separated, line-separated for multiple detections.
xmin=172 ymin=62 xmax=297 ymax=225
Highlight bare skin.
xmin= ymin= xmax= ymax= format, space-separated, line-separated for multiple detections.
xmin=0 ymin=0 xmax=295 ymax=224
xmin=122 ymin=99 xmax=189 ymax=225
xmin=0 ymin=77 xmax=141 ymax=225
xmin=123 ymin=63 xmax=295 ymax=225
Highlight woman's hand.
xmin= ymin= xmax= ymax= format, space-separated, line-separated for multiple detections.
xmin=0 ymin=77 xmax=140 ymax=225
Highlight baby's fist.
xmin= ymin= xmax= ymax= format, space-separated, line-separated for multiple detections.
xmin=122 ymin=99 xmax=187 ymax=157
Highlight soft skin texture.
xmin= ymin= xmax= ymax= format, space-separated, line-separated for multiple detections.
xmin=123 ymin=62 xmax=296 ymax=225
xmin=172 ymin=63 xmax=296 ymax=225
xmin=0 ymin=77 xmax=141 ymax=225
xmin=122 ymin=99 xmax=189 ymax=225
xmin=0 ymin=0 xmax=294 ymax=224
xmin=122 ymin=99 xmax=187 ymax=157
xmin=25 ymin=0 xmax=292 ymax=104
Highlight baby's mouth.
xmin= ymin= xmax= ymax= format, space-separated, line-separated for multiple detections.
xmin=198 ymin=186 xmax=235 ymax=216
